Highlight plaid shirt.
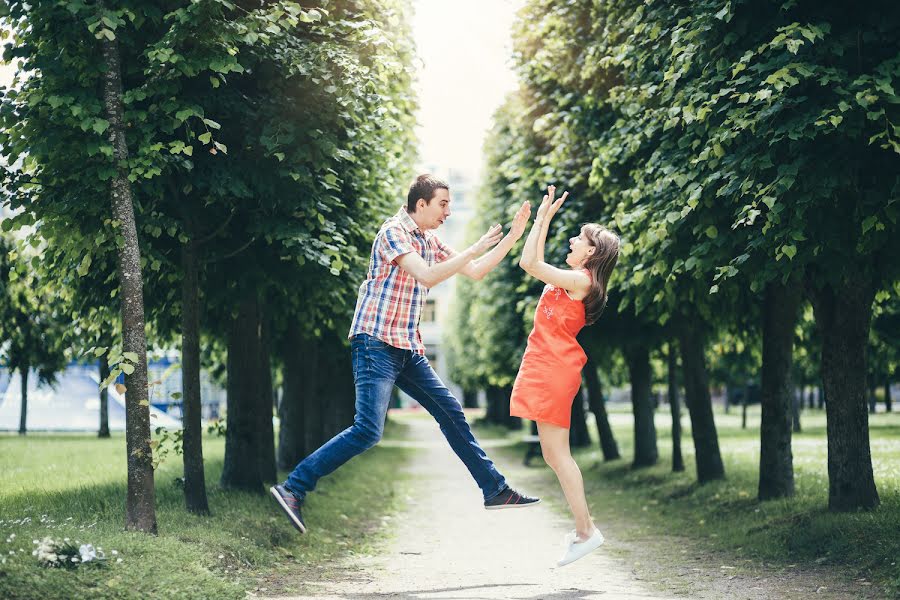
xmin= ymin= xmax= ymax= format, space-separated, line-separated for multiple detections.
xmin=348 ymin=208 xmax=452 ymax=354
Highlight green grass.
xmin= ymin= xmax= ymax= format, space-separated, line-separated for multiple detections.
xmin=481 ymin=404 xmax=900 ymax=597
xmin=0 ymin=422 xmax=412 ymax=600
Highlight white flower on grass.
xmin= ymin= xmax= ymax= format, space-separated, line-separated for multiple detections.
xmin=78 ymin=544 xmax=98 ymax=563
xmin=116 ymin=558 xmax=122 ymax=563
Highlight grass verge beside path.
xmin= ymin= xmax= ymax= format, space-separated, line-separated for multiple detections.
xmin=0 ymin=421 xmax=411 ymax=600
xmin=476 ymin=406 xmax=900 ymax=599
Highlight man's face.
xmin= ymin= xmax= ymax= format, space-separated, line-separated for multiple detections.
xmin=417 ymin=188 xmax=451 ymax=230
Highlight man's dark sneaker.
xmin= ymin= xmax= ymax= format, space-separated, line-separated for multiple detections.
xmin=270 ymin=485 xmax=306 ymax=533
xmin=484 ymin=486 xmax=541 ymax=510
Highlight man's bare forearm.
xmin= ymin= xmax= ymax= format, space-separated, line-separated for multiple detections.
xmin=421 ymin=246 xmax=479 ymax=287
xmin=468 ymin=232 xmax=521 ymax=279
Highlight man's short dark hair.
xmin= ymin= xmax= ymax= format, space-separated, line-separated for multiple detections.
xmin=406 ymin=174 xmax=449 ymax=213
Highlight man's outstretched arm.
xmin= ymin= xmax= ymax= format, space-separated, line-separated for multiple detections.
xmin=458 ymin=200 xmax=531 ymax=280
xmin=396 ymin=224 xmax=503 ymax=288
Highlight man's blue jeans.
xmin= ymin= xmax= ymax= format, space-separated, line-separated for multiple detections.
xmin=284 ymin=334 xmax=507 ymax=502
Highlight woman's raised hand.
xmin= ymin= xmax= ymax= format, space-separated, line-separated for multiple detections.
xmin=546 ymin=185 xmax=568 ymax=219
xmin=536 ymin=185 xmax=568 ymax=222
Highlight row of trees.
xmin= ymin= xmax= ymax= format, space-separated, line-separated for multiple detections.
xmin=447 ymin=0 xmax=898 ymax=512
xmin=1 ymin=0 xmax=416 ymax=532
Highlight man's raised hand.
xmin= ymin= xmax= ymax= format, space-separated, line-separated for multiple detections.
xmin=510 ymin=200 xmax=531 ymax=238
xmin=472 ymin=223 xmax=504 ymax=255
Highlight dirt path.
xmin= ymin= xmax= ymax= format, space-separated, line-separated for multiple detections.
xmin=264 ymin=415 xmax=678 ymax=599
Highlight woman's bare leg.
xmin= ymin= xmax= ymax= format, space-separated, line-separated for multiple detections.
xmin=537 ymin=421 xmax=595 ymax=540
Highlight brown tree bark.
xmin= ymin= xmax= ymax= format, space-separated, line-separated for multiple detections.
xmin=626 ymin=345 xmax=657 ymax=468
xmin=809 ymin=277 xmax=880 ymax=511
xmin=758 ymin=280 xmax=801 ymax=501
xmin=484 ymin=386 xmax=506 ymax=426
xmin=679 ymin=321 xmax=725 ymax=483
xmin=180 ymin=234 xmax=209 ymax=514
xmin=569 ymin=390 xmax=591 ymax=448
xmin=221 ymin=295 xmax=263 ymax=492
xmin=257 ymin=306 xmax=277 ymax=484
xmin=277 ymin=323 xmax=315 ymax=470
xmin=583 ymin=355 xmax=620 ymax=461
xmin=98 ymin=355 xmax=110 ymax=438
xmin=101 ymin=34 xmax=156 ymax=533
xmin=17 ymin=368 xmax=28 ymax=435
xmin=667 ymin=342 xmax=684 ymax=472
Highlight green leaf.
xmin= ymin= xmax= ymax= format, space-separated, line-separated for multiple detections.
xmin=781 ymin=244 xmax=797 ymax=260
xmin=861 ymin=216 xmax=879 ymax=234
xmin=198 ymin=132 xmax=212 ymax=144
xmin=170 ymin=392 xmax=183 ymax=400
xmin=123 ymin=351 xmax=139 ymax=362
xmin=94 ymin=347 xmax=109 ymax=357
xmin=202 ymin=118 xmax=221 ymax=130
xmin=121 ymin=362 xmax=135 ymax=375
xmin=76 ymin=254 xmax=92 ymax=276
xmin=92 ymin=120 xmax=110 ymax=135
xmin=139 ymin=399 xmax=149 ymax=407
xmin=705 ymin=225 xmax=718 ymax=239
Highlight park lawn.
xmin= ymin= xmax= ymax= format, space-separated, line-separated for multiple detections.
xmin=0 ymin=421 xmax=411 ymax=600
xmin=483 ymin=404 xmax=900 ymax=597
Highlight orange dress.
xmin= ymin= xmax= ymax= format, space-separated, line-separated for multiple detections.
xmin=510 ymin=275 xmax=589 ymax=429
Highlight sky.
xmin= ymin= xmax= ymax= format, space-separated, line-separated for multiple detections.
xmin=411 ymin=0 xmax=525 ymax=178
xmin=1 ymin=2 xmax=526 ymax=178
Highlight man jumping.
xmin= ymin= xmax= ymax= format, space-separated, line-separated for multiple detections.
xmin=271 ymin=174 xmax=539 ymax=533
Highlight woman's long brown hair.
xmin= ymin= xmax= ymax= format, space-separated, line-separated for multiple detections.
xmin=580 ymin=224 xmax=620 ymax=325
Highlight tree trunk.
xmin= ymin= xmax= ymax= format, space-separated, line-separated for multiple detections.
xmin=810 ymin=277 xmax=879 ymax=511
xmin=277 ymin=323 xmax=315 ymax=470
xmin=180 ymin=236 xmax=209 ymax=514
xmin=221 ymin=295 xmax=263 ymax=492
xmin=462 ymin=389 xmax=479 ymax=409
xmin=257 ymin=305 xmax=277 ymax=484
xmin=302 ymin=344 xmax=326 ymax=453
xmin=318 ymin=334 xmax=356 ymax=442
xmin=98 ymin=356 xmax=110 ymax=438
xmin=17 ymin=368 xmax=28 ymax=435
xmin=868 ymin=384 xmax=877 ymax=414
xmin=758 ymin=281 xmax=801 ymax=501
xmin=679 ymin=321 xmax=725 ymax=483
xmin=484 ymin=386 xmax=505 ymax=426
xmin=741 ymin=391 xmax=748 ymax=429
xmin=667 ymin=342 xmax=684 ymax=472
xmin=569 ymin=390 xmax=591 ymax=448
xmin=583 ymin=355 xmax=620 ymax=461
xmin=886 ymin=380 xmax=893 ymax=413
xmin=500 ymin=386 xmax=521 ymax=430
xmin=791 ymin=390 xmax=802 ymax=433
xmin=626 ymin=345 xmax=658 ymax=468
xmin=101 ymin=34 xmax=156 ymax=533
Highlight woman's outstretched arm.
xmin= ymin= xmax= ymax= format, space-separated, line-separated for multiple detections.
xmin=519 ymin=186 xmax=591 ymax=296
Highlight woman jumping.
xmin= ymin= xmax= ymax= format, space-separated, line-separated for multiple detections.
xmin=511 ymin=185 xmax=620 ymax=566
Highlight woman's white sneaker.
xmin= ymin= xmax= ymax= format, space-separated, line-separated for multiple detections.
xmin=557 ymin=528 xmax=604 ymax=566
